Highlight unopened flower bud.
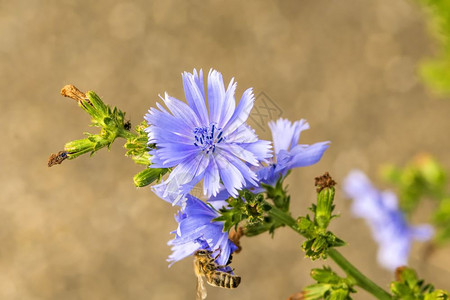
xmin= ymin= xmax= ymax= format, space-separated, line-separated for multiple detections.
xmin=133 ymin=168 xmax=168 ymax=187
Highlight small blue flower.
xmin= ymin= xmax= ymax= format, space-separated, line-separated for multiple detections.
xmin=167 ymin=194 xmax=237 ymax=267
xmin=145 ymin=69 xmax=271 ymax=205
xmin=343 ymin=170 xmax=434 ymax=270
xmin=209 ymin=118 xmax=329 ymax=203
xmin=259 ymin=118 xmax=329 ymax=186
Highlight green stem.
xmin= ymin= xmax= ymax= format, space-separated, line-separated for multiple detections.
xmin=327 ymin=249 xmax=392 ymax=300
xmin=117 ymin=128 xmax=137 ymax=140
xmin=268 ymin=206 xmax=392 ymax=300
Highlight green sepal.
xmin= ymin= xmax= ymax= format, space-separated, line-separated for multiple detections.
xmin=303 ymin=283 xmax=333 ymax=300
xmin=301 ymin=231 xmax=345 ymax=261
xmin=262 ymin=173 xmax=290 ymax=211
xmin=215 ymin=190 xmax=268 ymax=233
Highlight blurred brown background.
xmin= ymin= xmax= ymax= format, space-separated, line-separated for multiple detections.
xmin=1 ymin=0 xmax=449 ymax=299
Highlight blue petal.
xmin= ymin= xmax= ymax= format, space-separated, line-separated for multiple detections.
xmin=219 ymin=150 xmax=258 ymax=186
xmin=283 ymin=141 xmax=330 ymax=169
xmin=223 ymin=88 xmax=254 ymax=136
xmin=208 ymin=69 xmax=226 ymax=124
xmin=269 ymin=118 xmax=309 ymax=154
xmin=411 ymin=224 xmax=434 ymax=241
xmin=203 ymin=157 xmax=221 ymax=197
xmin=182 ymin=70 xmax=209 ymax=125
xmin=238 ymin=140 xmax=273 ymax=163
xmin=218 ymin=143 xmax=259 ymax=166
xmin=218 ymin=78 xmax=237 ymax=128
xmin=226 ymin=123 xmax=258 ymax=143
xmin=163 ymin=93 xmax=201 ymax=128
xmin=167 ymin=195 xmax=236 ymax=266
xmin=215 ymin=154 xmax=245 ymax=197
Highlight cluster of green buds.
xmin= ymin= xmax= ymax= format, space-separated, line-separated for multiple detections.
xmin=48 ymin=85 xmax=132 ymax=163
xmin=300 ymin=267 xmax=356 ymax=300
xmin=390 ymin=267 xmax=448 ymax=300
xmin=47 ymin=85 xmax=167 ymax=188
xmin=297 ymin=173 xmax=345 ymax=260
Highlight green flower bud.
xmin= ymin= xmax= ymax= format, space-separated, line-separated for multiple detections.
xmin=329 ymin=289 xmax=349 ymax=300
xmin=297 ymin=216 xmax=315 ymax=237
xmin=133 ymin=168 xmax=168 ymax=187
xmin=311 ymin=236 xmax=327 ymax=253
xmin=425 ymin=289 xmax=449 ymax=300
xmin=310 ymin=267 xmax=339 ymax=283
xmin=314 ymin=172 xmax=337 ymax=230
xmin=303 ymin=283 xmax=332 ymax=300
xmin=64 ymin=136 xmax=109 ymax=159
xmin=316 ymin=187 xmax=335 ymax=229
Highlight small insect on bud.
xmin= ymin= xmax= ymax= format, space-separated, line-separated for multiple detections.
xmin=124 ymin=120 xmax=131 ymax=131
xmin=48 ymin=151 xmax=68 ymax=167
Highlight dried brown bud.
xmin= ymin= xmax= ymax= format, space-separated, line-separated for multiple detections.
xmin=48 ymin=151 xmax=68 ymax=167
xmin=229 ymin=227 xmax=244 ymax=253
xmin=60 ymin=85 xmax=87 ymax=103
xmin=314 ymin=172 xmax=336 ymax=193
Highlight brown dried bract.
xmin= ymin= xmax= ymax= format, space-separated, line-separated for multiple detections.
xmin=60 ymin=85 xmax=88 ymax=103
xmin=287 ymin=292 xmax=305 ymax=300
xmin=48 ymin=151 xmax=68 ymax=167
xmin=314 ymin=172 xmax=336 ymax=193
xmin=229 ymin=227 xmax=244 ymax=254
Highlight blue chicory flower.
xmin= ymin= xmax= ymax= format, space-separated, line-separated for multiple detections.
xmin=258 ymin=118 xmax=329 ymax=187
xmin=343 ymin=170 xmax=434 ymax=271
xmin=145 ymin=69 xmax=271 ymax=205
xmin=167 ymin=194 xmax=237 ymax=267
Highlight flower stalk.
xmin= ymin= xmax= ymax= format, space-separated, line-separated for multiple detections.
xmin=267 ymin=205 xmax=392 ymax=300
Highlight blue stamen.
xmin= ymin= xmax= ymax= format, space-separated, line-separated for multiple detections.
xmin=193 ymin=123 xmax=226 ymax=153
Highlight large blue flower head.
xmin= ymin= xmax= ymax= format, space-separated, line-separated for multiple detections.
xmin=167 ymin=194 xmax=237 ymax=267
xmin=145 ymin=69 xmax=271 ymax=205
xmin=343 ymin=170 xmax=434 ymax=271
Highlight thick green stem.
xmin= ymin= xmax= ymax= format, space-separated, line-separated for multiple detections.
xmin=327 ymin=249 xmax=392 ymax=300
xmin=268 ymin=206 xmax=392 ymax=300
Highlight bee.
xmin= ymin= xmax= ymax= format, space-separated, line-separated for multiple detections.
xmin=193 ymin=249 xmax=241 ymax=300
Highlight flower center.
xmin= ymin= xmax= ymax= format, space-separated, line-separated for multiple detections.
xmin=193 ymin=123 xmax=226 ymax=154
